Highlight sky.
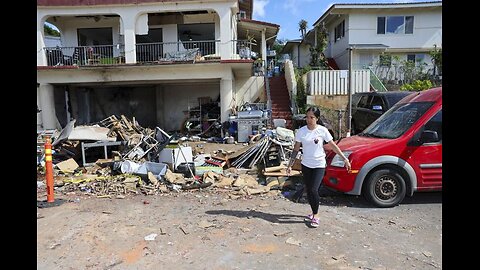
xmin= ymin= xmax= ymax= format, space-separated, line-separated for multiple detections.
xmin=252 ymin=0 xmax=438 ymax=41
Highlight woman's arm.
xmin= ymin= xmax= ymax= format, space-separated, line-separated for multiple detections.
xmin=286 ymin=142 xmax=301 ymax=175
xmin=327 ymin=140 xmax=351 ymax=171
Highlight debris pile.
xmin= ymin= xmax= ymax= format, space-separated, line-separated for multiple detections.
xmin=37 ymin=115 xmax=303 ymax=199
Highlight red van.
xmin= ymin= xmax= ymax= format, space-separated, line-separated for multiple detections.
xmin=323 ymin=87 xmax=442 ymax=207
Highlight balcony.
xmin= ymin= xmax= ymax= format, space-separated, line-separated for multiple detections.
xmin=42 ymin=40 xmax=258 ymax=67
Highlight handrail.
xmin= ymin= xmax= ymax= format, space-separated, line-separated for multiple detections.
xmin=368 ymin=66 xmax=388 ymax=92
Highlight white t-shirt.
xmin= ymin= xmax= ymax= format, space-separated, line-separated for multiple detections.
xmin=294 ymin=125 xmax=333 ymax=168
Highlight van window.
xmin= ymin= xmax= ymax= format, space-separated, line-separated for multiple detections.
xmin=424 ymin=109 xmax=442 ymax=142
xmin=361 ymin=102 xmax=434 ymax=139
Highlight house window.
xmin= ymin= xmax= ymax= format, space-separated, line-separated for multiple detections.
xmin=377 ymin=16 xmax=414 ymax=34
xmin=239 ymin=10 xmax=247 ymax=19
xmin=334 ymin=20 xmax=345 ymax=42
xmin=407 ymin=53 xmax=425 ymax=64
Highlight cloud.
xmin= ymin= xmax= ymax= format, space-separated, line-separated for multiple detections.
xmin=283 ymin=0 xmax=315 ymax=16
xmin=253 ymin=0 xmax=269 ymax=18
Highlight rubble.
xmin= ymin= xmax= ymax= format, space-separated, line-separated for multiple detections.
xmin=37 ymin=114 xmax=303 ymax=199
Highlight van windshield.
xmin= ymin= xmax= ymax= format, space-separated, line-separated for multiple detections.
xmin=360 ymin=101 xmax=434 ymax=139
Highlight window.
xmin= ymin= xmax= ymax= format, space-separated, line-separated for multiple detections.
xmin=239 ymin=10 xmax=247 ymax=19
xmin=334 ymin=20 xmax=345 ymax=42
xmin=358 ymin=95 xmax=371 ymax=108
xmin=377 ymin=16 xmax=414 ymax=35
xmin=407 ymin=54 xmax=425 ymax=64
xmin=424 ymin=109 xmax=442 ymax=142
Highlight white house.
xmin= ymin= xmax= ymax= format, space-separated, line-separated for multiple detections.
xmin=309 ymin=1 xmax=442 ymax=77
xmin=281 ymin=1 xmax=441 ymax=82
xmin=37 ymin=0 xmax=279 ymax=131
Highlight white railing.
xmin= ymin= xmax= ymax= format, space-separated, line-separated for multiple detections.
xmin=306 ymin=69 xmax=370 ymax=95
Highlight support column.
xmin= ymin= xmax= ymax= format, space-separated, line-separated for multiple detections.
xmin=120 ymin=15 xmax=137 ymax=64
xmin=37 ymin=17 xmax=47 ymax=66
xmin=220 ymin=78 xmax=234 ymax=122
xmin=38 ymin=84 xmax=57 ymax=130
xmin=217 ymin=7 xmax=232 ymax=60
xmin=261 ymin=29 xmax=267 ymax=64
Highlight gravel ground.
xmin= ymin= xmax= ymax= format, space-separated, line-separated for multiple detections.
xmin=37 ymin=186 xmax=442 ymax=270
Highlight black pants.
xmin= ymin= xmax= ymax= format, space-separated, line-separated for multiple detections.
xmin=301 ymin=165 xmax=326 ymax=215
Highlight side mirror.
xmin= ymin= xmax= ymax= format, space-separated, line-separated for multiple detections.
xmin=408 ymin=130 xmax=439 ymax=146
xmin=419 ymin=130 xmax=439 ymax=143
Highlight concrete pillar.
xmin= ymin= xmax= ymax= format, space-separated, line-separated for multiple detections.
xmin=261 ymin=29 xmax=267 ymax=65
xmin=38 ymin=84 xmax=57 ymax=129
xmin=120 ymin=16 xmax=137 ymax=64
xmin=37 ymin=17 xmax=47 ymax=66
xmin=217 ymin=7 xmax=232 ymax=60
xmin=220 ymin=78 xmax=234 ymax=122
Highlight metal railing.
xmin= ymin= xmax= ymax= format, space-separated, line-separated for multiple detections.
xmin=136 ymin=40 xmax=219 ymax=63
xmin=368 ymin=67 xmax=388 ymax=92
xmin=44 ymin=44 xmax=125 ymax=66
xmin=43 ymin=39 xmax=261 ymax=66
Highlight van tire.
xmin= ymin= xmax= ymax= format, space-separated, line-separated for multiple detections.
xmin=363 ymin=168 xmax=406 ymax=208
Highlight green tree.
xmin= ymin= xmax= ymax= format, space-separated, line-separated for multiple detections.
xmin=298 ymin=19 xmax=308 ymax=38
xmin=44 ymin=24 xmax=60 ymax=37
xmin=429 ymin=45 xmax=442 ymax=76
xmin=309 ymin=24 xmax=328 ymax=69
xmin=272 ymin=38 xmax=286 ymax=60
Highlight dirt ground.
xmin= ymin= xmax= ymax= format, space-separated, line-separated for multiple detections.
xmin=37 ymin=186 xmax=442 ymax=270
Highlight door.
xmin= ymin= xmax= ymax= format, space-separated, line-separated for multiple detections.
xmin=407 ymin=109 xmax=442 ymax=190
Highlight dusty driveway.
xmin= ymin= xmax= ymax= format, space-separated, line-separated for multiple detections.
xmin=37 ymin=186 xmax=441 ymax=270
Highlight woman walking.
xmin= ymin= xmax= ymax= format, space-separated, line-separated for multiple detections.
xmin=286 ymin=107 xmax=351 ymax=228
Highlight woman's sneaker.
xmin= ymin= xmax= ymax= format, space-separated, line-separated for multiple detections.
xmin=304 ymin=214 xmax=314 ymax=222
xmin=310 ymin=217 xmax=320 ymax=228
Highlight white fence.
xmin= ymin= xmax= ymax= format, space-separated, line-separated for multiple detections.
xmin=306 ymin=69 xmax=370 ymax=95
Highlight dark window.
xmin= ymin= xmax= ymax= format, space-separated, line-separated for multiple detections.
xmin=377 ymin=17 xmax=386 ymax=34
xmin=405 ymin=16 xmax=414 ymax=34
xmin=334 ymin=20 xmax=345 ymax=42
xmin=371 ymin=96 xmax=384 ymax=110
xmin=377 ymin=16 xmax=414 ymax=35
xmin=358 ymin=95 xmax=371 ymax=108
xmin=407 ymin=54 xmax=416 ymax=62
xmin=424 ymin=109 xmax=442 ymax=142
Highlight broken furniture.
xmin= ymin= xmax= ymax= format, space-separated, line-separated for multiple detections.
xmin=158 ymin=146 xmax=193 ymax=171
xmin=81 ymin=141 xmax=126 ymax=167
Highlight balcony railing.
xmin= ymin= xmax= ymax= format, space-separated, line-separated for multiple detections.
xmin=43 ymin=40 xmax=259 ymax=67
xmin=44 ymin=44 xmax=125 ymax=66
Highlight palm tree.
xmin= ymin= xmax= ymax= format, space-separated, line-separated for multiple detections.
xmin=298 ymin=19 xmax=308 ymax=38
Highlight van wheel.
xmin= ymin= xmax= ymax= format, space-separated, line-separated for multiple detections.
xmin=363 ymin=168 xmax=406 ymax=208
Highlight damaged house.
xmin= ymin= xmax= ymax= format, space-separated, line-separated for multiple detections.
xmin=37 ymin=0 xmax=279 ymax=133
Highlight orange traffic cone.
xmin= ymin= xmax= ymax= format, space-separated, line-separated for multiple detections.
xmin=44 ymin=136 xmax=54 ymax=203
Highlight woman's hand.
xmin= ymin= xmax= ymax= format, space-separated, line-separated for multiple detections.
xmin=344 ymin=159 xmax=351 ymax=171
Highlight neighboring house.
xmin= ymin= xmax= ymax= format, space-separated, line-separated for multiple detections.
xmin=37 ymin=0 xmax=279 ymax=131
xmin=280 ymin=39 xmax=311 ymax=68
xmin=307 ymin=1 xmax=442 ymax=82
xmin=44 ymin=35 xmax=62 ymax=47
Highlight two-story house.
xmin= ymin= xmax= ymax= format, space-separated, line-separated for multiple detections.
xmin=282 ymin=1 xmax=442 ymax=82
xmin=37 ymin=0 xmax=279 ymax=132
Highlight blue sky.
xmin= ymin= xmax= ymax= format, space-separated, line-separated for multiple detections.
xmin=252 ymin=0 xmax=437 ymax=41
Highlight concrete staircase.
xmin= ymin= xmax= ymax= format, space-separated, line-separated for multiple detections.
xmin=268 ymin=75 xmax=293 ymax=129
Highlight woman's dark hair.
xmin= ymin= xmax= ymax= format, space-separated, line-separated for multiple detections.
xmin=306 ymin=106 xmax=321 ymax=118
